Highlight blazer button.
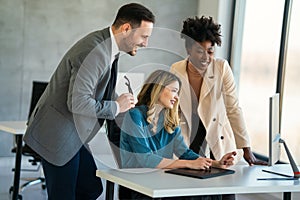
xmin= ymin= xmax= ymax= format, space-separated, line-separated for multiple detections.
xmin=220 ymin=136 xmax=224 ymax=140
xmin=213 ymin=118 xmax=216 ymax=122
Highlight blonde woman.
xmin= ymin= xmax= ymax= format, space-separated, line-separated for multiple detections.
xmin=119 ymin=70 xmax=235 ymax=199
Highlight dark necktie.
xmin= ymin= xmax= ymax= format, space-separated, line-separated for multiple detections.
xmin=105 ymin=55 xmax=123 ymax=166
xmin=102 ymin=54 xmax=121 ymax=143
xmin=98 ymin=55 xmax=119 ymax=129
xmin=103 ymin=55 xmax=119 ymax=100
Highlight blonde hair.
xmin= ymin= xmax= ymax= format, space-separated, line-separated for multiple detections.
xmin=137 ymin=70 xmax=181 ymax=133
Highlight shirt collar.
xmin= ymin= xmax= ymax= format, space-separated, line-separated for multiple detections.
xmin=109 ymin=27 xmax=120 ymax=63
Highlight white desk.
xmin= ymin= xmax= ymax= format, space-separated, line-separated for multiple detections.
xmin=0 ymin=121 xmax=27 ymax=134
xmin=96 ymin=164 xmax=300 ymax=200
xmin=0 ymin=121 xmax=27 ymax=200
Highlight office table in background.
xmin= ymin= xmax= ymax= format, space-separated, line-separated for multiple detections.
xmin=0 ymin=121 xmax=27 ymax=200
xmin=96 ymin=164 xmax=300 ymax=200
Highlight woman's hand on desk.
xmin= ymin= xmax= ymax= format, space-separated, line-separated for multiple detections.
xmin=187 ymin=157 xmax=213 ymax=170
xmin=173 ymin=152 xmax=236 ymax=170
xmin=243 ymin=147 xmax=268 ymax=166
xmin=213 ymin=151 xmax=237 ymax=169
xmin=158 ymin=157 xmax=213 ymax=170
xmin=158 ymin=152 xmax=237 ymax=170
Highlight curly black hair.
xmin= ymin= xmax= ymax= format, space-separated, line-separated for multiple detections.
xmin=181 ymin=16 xmax=222 ymax=49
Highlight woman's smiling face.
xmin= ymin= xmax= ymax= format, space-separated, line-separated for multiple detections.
xmin=157 ymin=81 xmax=180 ymax=109
xmin=188 ymin=40 xmax=215 ymax=72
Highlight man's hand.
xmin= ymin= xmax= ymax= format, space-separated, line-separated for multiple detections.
xmin=116 ymin=93 xmax=135 ymax=113
xmin=243 ymin=147 xmax=268 ymax=166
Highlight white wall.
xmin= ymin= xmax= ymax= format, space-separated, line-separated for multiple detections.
xmin=198 ymin=0 xmax=235 ymax=60
xmin=0 ymin=0 xmax=235 ymax=156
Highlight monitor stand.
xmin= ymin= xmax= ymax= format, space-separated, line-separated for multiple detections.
xmin=258 ymin=138 xmax=300 ymax=180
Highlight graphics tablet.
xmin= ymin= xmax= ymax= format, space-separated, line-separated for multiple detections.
xmin=165 ymin=167 xmax=235 ymax=179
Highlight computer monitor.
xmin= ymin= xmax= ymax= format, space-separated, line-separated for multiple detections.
xmin=260 ymin=93 xmax=300 ymax=180
xmin=268 ymin=93 xmax=281 ymax=166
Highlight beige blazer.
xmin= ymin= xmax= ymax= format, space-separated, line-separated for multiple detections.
xmin=170 ymin=58 xmax=250 ymax=163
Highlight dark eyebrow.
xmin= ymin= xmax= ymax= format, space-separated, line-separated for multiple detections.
xmin=196 ymin=46 xmax=205 ymax=50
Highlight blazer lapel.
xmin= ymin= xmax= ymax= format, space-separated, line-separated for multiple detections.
xmin=174 ymin=60 xmax=193 ymax=136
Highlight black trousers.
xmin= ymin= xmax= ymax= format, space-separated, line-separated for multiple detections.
xmin=41 ymin=146 xmax=103 ymax=200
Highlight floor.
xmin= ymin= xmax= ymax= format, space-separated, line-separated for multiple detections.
xmin=0 ymin=156 xmax=116 ymax=200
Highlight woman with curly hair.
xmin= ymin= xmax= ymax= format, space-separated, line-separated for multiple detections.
xmin=170 ymin=16 xmax=267 ymax=200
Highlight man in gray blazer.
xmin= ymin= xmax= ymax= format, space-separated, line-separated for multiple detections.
xmin=23 ymin=3 xmax=155 ymax=199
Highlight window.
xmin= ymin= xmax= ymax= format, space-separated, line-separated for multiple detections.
xmin=239 ymin=0 xmax=300 ymax=164
xmin=238 ymin=0 xmax=285 ymax=157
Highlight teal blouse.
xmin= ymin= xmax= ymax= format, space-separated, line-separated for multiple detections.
xmin=120 ymin=105 xmax=199 ymax=168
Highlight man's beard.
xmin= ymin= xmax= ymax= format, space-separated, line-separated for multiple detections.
xmin=127 ymin=49 xmax=137 ymax=56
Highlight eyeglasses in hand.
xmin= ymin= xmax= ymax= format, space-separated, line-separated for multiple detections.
xmin=124 ymin=75 xmax=133 ymax=95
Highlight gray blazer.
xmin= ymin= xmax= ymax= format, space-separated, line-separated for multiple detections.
xmin=23 ymin=27 xmax=118 ymax=166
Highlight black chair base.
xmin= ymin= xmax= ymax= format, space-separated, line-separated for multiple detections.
xmin=9 ymin=177 xmax=46 ymax=199
xmin=20 ymin=177 xmax=46 ymax=192
xmin=10 ymin=144 xmax=46 ymax=195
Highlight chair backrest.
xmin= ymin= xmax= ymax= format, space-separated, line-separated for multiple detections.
xmin=106 ymin=119 xmax=122 ymax=168
xmin=22 ymin=81 xmax=48 ymax=158
xmin=28 ymin=81 xmax=48 ymax=119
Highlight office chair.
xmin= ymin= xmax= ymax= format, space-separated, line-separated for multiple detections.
xmin=106 ymin=118 xmax=122 ymax=167
xmin=10 ymin=81 xmax=48 ymax=194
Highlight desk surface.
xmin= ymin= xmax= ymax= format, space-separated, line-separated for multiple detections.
xmin=96 ymin=164 xmax=300 ymax=198
xmin=0 ymin=121 xmax=27 ymax=135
